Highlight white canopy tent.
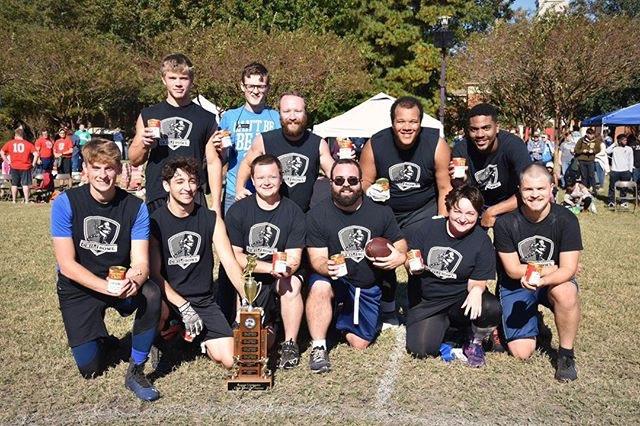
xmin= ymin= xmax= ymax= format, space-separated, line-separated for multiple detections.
xmin=192 ymin=94 xmax=222 ymax=123
xmin=313 ymin=92 xmax=444 ymax=139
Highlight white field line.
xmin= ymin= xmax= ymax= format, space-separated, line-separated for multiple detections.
xmin=375 ymin=326 xmax=406 ymax=407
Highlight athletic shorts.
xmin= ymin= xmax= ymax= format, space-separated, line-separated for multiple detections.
xmin=309 ymin=273 xmax=382 ymax=343
xmin=10 ymin=169 xmax=32 ymax=187
xmin=499 ymin=278 xmax=578 ymax=342
xmin=41 ymin=157 xmax=54 ymax=171
xmin=57 ymin=276 xmax=147 ymax=348
xmin=184 ymin=293 xmax=233 ymax=341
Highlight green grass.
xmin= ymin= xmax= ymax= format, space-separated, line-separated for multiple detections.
xmin=1 ymin=199 xmax=639 ymax=424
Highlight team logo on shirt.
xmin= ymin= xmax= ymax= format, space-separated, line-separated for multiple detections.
xmin=159 ymin=117 xmax=193 ymax=150
xmin=247 ymin=222 xmax=281 ymax=258
xmin=518 ymin=235 xmax=554 ymax=264
xmin=80 ymin=216 xmax=120 ymax=256
xmin=388 ymin=162 xmax=421 ymax=191
xmin=426 ymin=246 xmax=462 ymax=279
xmin=338 ymin=226 xmax=371 ymax=263
xmin=474 ymin=164 xmax=501 ymax=190
xmin=168 ymin=231 xmax=201 ymax=269
xmin=279 ymin=153 xmax=309 ymax=187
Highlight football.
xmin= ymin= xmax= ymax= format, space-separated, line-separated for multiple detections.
xmin=365 ymin=237 xmax=392 ymax=259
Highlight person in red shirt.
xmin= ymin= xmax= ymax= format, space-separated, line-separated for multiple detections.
xmin=0 ymin=128 xmax=38 ymax=203
xmin=35 ymin=129 xmax=54 ymax=171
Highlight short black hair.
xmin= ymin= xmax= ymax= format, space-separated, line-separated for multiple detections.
xmin=390 ymin=96 xmax=424 ymax=123
xmin=330 ymin=159 xmax=362 ymax=180
xmin=467 ymin=103 xmax=498 ymax=123
xmin=161 ymin=156 xmax=200 ymax=184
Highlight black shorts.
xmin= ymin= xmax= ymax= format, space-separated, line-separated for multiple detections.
xmin=10 ymin=169 xmax=32 ymax=187
xmin=58 ymin=157 xmax=72 ymax=174
xmin=180 ymin=293 xmax=233 ymax=341
xmin=57 ymin=275 xmax=146 ymax=348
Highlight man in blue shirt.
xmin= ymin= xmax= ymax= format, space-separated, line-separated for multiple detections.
xmin=212 ymin=62 xmax=280 ymax=214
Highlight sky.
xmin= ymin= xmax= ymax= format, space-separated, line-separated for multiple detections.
xmin=513 ymin=0 xmax=537 ymax=12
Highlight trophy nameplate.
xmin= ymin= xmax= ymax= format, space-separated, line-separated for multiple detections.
xmin=227 ymin=256 xmax=273 ymax=390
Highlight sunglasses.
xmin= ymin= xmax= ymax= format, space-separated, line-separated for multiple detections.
xmin=331 ymin=176 xmax=360 ymax=186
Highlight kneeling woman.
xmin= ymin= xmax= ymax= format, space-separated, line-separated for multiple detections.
xmin=405 ymin=185 xmax=501 ymax=367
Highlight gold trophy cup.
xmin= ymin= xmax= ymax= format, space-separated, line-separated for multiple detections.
xmin=227 ymin=256 xmax=273 ymax=390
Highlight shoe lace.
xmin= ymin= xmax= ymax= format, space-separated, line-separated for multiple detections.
xmin=311 ymin=347 xmax=326 ymax=363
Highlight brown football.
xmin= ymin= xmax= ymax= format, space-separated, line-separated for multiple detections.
xmin=365 ymin=237 xmax=392 ymax=258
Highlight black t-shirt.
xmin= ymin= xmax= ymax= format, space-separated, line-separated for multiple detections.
xmin=63 ymin=185 xmax=144 ymax=281
xmin=150 ymin=204 xmax=216 ymax=297
xmin=225 ymin=195 xmax=306 ymax=264
xmin=306 ymin=197 xmax=403 ymax=288
xmin=262 ymin=129 xmax=321 ymax=212
xmin=408 ymin=217 xmax=495 ymax=301
xmin=452 ymin=131 xmax=530 ymax=207
xmin=370 ymin=127 xmax=440 ymax=213
xmin=141 ymin=101 xmax=217 ymax=203
xmin=494 ymin=203 xmax=583 ymax=291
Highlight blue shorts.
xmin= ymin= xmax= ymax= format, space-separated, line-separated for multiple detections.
xmin=309 ymin=273 xmax=382 ymax=343
xmin=499 ymin=279 xmax=578 ymax=342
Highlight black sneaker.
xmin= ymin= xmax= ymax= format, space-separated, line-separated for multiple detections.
xmin=125 ymin=359 xmax=160 ymax=401
xmin=555 ymin=354 xmax=578 ymax=382
xmin=309 ymin=346 xmax=331 ymax=373
xmin=278 ymin=339 xmax=300 ymax=369
xmin=150 ymin=343 xmax=173 ymax=375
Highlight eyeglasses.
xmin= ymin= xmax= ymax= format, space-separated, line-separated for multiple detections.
xmin=331 ymin=176 xmax=360 ymax=186
xmin=243 ymin=84 xmax=269 ymax=92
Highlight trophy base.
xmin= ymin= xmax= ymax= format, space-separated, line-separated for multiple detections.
xmin=227 ymin=376 xmax=273 ymax=391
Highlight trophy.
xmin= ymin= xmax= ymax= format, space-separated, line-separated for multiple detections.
xmin=227 ymin=255 xmax=273 ymax=390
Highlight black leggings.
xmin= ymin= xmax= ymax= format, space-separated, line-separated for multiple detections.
xmin=406 ymin=292 xmax=501 ymax=358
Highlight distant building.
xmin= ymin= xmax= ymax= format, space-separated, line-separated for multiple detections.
xmin=537 ymin=0 xmax=569 ymax=15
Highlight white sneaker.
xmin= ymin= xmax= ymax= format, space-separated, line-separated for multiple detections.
xmin=621 ymin=202 xmax=629 ymax=209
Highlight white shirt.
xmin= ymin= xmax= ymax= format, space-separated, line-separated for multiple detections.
xmin=606 ymin=143 xmax=634 ymax=172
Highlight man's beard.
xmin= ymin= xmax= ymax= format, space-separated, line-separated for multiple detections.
xmin=332 ymin=187 xmax=362 ymax=208
xmin=282 ymin=114 xmax=308 ymax=138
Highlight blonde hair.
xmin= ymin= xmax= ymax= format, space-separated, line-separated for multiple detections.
xmin=82 ymin=138 xmax=122 ymax=168
xmin=161 ymin=53 xmax=194 ymax=79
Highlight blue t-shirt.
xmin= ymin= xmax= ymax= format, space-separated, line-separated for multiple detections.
xmin=219 ymin=105 xmax=280 ymax=200
xmin=51 ymin=192 xmax=149 ymax=240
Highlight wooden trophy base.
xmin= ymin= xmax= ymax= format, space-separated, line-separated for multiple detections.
xmin=226 ymin=308 xmax=273 ymax=391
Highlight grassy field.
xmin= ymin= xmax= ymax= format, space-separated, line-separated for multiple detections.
xmin=1 ymin=198 xmax=639 ymax=424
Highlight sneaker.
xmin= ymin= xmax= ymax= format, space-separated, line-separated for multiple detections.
xmin=125 ymin=359 xmax=160 ymax=401
xmin=608 ymin=202 xmax=615 ymax=208
xmin=588 ymin=202 xmax=597 ymax=214
xmin=463 ymin=340 xmax=486 ymax=368
xmin=555 ymin=354 xmax=578 ymax=382
xmin=309 ymin=346 xmax=331 ymax=373
xmin=621 ymin=202 xmax=629 ymax=209
xmin=381 ymin=311 xmax=400 ymax=330
xmin=279 ymin=339 xmax=300 ymax=369
xmin=150 ymin=343 xmax=173 ymax=375
xmin=488 ymin=329 xmax=506 ymax=353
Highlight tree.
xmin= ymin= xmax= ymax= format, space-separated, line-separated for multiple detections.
xmin=452 ymin=14 xmax=640 ymax=137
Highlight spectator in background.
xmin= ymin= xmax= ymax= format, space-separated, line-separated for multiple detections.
xmin=558 ymin=131 xmax=577 ymax=188
xmin=563 ymin=179 xmax=596 ymax=214
xmin=603 ymin=129 xmax=613 ymax=147
xmin=594 ymin=136 xmax=609 ymax=192
xmin=35 ymin=130 xmax=54 ymax=172
xmin=0 ymin=128 xmax=38 ymax=203
xmin=628 ymin=134 xmax=640 ymax=192
xmin=53 ymin=129 xmax=73 ymax=188
xmin=574 ymin=128 xmax=601 ymax=191
xmin=606 ymin=134 xmax=634 ymax=208
xmin=113 ymin=128 xmax=125 ymax=159
xmin=527 ymin=131 xmax=545 ymax=162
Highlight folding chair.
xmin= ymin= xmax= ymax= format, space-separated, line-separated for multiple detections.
xmin=614 ymin=181 xmax=638 ymax=213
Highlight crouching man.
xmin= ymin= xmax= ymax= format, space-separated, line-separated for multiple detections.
xmin=305 ymin=159 xmax=407 ymax=373
xmin=494 ymin=163 xmax=582 ymax=381
xmin=149 ymin=157 xmax=246 ymax=370
xmin=51 ymin=139 xmax=162 ymax=401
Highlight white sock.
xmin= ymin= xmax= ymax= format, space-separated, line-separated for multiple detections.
xmin=381 ymin=301 xmax=396 ymax=314
xmin=312 ymin=339 xmax=327 ymax=350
